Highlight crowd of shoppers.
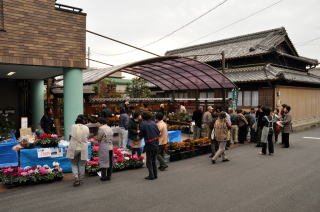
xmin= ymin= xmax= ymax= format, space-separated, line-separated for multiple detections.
xmin=60 ymin=101 xmax=292 ymax=186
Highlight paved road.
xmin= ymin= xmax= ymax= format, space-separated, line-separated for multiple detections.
xmin=1 ymin=127 xmax=320 ymax=212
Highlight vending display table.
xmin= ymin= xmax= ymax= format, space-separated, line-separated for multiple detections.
xmin=0 ymin=141 xmax=19 ymax=168
xmin=20 ymin=144 xmax=91 ymax=173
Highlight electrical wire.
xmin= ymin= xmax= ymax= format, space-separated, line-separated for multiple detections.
xmin=185 ymin=0 xmax=284 ymax=45
xmin=296 ymin=36 xmax=320 ymax=46
xmin=95 ymin=0 xmax=228 ymax=57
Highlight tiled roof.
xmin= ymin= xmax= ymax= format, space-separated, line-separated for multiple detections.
xmin=224 ymin=64 xmax=320 ymax=85
xmin=166 ymin=27 xmax=290 ymax=62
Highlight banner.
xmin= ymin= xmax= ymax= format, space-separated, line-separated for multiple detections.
xmin=231 ymin=88 xmax=239 ymax=110
xmin=37 ymin=148 xmax=64 ymax=158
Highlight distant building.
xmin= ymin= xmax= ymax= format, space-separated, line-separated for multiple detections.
xmin=166 ymin=27 xmax=320 ymax=129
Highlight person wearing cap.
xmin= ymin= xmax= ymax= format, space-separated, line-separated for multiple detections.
xmin=202 ymin=106 xmax=214 ymax=139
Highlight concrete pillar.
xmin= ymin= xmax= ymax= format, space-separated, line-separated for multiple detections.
xmin=31 ymin=80 xmax=44 ymax=130
xmin=63 ymin=68 xmax=83 ymax=139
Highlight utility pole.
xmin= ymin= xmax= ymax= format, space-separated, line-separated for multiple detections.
xmin=221 ymin=51 xmax=225 ymax=74
xmin=87 ymin=46 xmax=90 ymax=68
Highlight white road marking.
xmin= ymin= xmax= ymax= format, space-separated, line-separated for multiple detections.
xmin=303 ymin=137 xmax=320 ymax=140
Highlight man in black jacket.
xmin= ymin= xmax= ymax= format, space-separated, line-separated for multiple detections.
xmin=40 ymin=107 xmax=56 ymax=134
xmin=192 ymin=106 xmax=203 ymax=139
xmin=140 ymin=112 xmax=160 ymax=180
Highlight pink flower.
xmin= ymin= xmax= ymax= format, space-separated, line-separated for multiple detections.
xmin=93 ymin=146 xmax=99 ymax=152
xmin=93 ymin=157 xmax=100 ymax=161
xmin=117 ymin=157 xmax=124 ymax=163
xmin=39 ymin=167 xmax=48 ymax=175
xmin=28 ymin=170 xmax=34 ymax=174
xmin=51 ymin=135 xmax=58 ymax=139
xmin=132 ymin=154 xmax=138 ymax=160
xmin=20 ymin=172 xmax=28 ymax=176
xmin=6 ymin=167 xmax=14 ymax=173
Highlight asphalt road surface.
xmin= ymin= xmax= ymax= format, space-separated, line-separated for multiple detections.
xmin=1 ymin=127 xmax=320 ymax=212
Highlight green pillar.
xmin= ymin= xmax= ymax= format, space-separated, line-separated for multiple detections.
xmin=63 ymin=68 xmax=84 ymax=140
xmin=31 ymin=80 xmax=44 ymax=130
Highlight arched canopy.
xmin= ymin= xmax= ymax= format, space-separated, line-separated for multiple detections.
xmin=83 ymin=56 xmax=236 ymax=91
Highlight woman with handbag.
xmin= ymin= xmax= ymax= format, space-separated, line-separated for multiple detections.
xmin=212 ymin=112 xmax=230 ymax=164
xmin=96 ymin=118 xmax=114 ymax=181
xmin=66 ymin=115 xmax=90 ymax=187
xmin=259 ymin=107 xmax=275 ymax=155
xmin=273 ymin=108 xmax=281 ymax=143
xmin=128 ymin=112 xmax=143 ymax=157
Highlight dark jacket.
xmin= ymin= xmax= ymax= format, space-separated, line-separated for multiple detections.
xmin=128 ymin=118 xmax=142 ymax=141
xmin=40 ymin=114 xmax=56 ymax=134
xmin=256 ymin=111 xmax=265 ymax=128
xmin=119 ymin=113 xmax=130 ymax=130
xmin=101 ymin=107 xmax=112 ymax=118
xmin=192 ymin=109 xmax=203 ymax=128
xmin=245 ymin=113 xmax=255 ymax=127
xmin=140 ymin=120 xmax=159 ymax=151
xmin=230 ymin=114 xmax=239 ymax=125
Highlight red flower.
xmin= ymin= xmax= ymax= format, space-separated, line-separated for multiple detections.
xmin=93 ymin=145 xmax=99 ymax=152
xmin=117 ymin=157 xmax=124 ymax=163
xmin=93 ymin=157 xmax=100 ymax=161
xmin=138 ymin=156 xmax=144 ymax=160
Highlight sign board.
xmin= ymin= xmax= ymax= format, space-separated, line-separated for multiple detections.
xmin=20 ymin=128 xmax=32 ymax=137
xmin=37 ymin=148 xmax=64 ymax=158
xmin=21 ymin=117 xmax=28 ymax=129
xmin=231 ymin=89 xmax=239 ymax=110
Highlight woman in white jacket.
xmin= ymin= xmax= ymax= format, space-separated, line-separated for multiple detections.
xmin=66 ymin=116 xmax=90 ymax=187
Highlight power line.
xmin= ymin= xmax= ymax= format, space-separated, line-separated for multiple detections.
xmin=186 ymin=0 xmax=284 ymax=45
xmin=98 ymin=0 xmax=228 ymax=57
xmin=86 ymin=30 xmax=160 ymax=57
xmin=86 ymin=58 xmax=113 ymax=66
xmin=296 ymin=36 xmax=320 ymax=46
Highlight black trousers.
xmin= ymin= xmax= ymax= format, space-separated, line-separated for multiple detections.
xmin=274 ymin=130 xmax=280 ymax=142
xmin=146 ymin=150 xmax=158 ymax=178
xmin=250 ymin=127 xmax=256 ymax=143
xmin=238 ymin=125 xmax=247 ymax=143
xmin=282 ymin=133 xmax=290 ymax=148
xmin=262 ymin=134 xmax=274 ymax=154
xmin=132 ymin=148 xmax=142 ymax=157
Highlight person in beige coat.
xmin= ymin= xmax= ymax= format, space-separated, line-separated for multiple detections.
xmin=202 ymin=106 xmax=214 ymax=138
xmin=281 ymin=105 xmax=292 ymax=148
xmin=156 ymin=113 xmax=168 ymax=171
xmin=212 ymin=112 xmax=230 ymax=164
xmin=66 ymin=116 xmax=90 ymax=187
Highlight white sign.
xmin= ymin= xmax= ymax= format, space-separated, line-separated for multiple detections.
xmin=37 ymin=148 xmax=63 ymax=158
xmin=37 ymin=148 xmax=51 ymax=158
xmin=21 ymin=117 xmax=28 ymax=129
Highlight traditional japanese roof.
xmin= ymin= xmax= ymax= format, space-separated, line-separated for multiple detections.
xmin=224 ymin=64 xmax=320 ymax=85
xmin=165 ymin=27 xmax=318 ymax=65
xmin=54 ymin=56 xmax=236 ymax=91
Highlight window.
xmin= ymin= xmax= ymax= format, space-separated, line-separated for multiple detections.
xmin=244 ymin=91 xmax=252 ymax=106
xmin=0 ymin=0 xmax=3 ymax=30
xmin=252 ymin=91 xmax=259 ymax=106
xmin=207 ymin=91 xmax=214 ymax=98
xmin=200 ymin=92 xmax=207 ymax=98
xmin=238 ymin=91 xmax=243 ymax=106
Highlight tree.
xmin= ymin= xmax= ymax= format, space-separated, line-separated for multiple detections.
xmin=94 ymin=78 xmax=121 ymax=98
xmin=126 ymin=78 xmax=152 ymax=98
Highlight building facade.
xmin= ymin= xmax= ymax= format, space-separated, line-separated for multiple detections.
xmin=166 ymin=27 xmax=320 ymax=128
xmin=0 ymin=0 xmax=86 ymax=138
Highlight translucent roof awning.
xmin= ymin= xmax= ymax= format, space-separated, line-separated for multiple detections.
xmin=84 ymin=56 xmax=236 ymax=91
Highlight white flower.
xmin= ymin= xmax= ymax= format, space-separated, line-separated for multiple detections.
xmin=52 ymin=162 xmax=60 ymax=167
xmin=43 ymin=165 xmax=50 ymax=169
xmin=58 ymin=168 xmax=63 ymax=172
xmin=34 ymin=169 xmax=39 ymax=174
xmin=24 ymin=166 xmax=31 ymax=170
xmin=36 ymin=165 xmax=41 ymax=169
xmin=47 ymin=168 xmax=53 ymax=173
xmin=124 ymin=157 xmax=130 ymax=160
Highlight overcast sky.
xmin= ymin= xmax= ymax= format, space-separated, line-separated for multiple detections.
xmin=60 ymin=0 xmax=320 ymax=68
